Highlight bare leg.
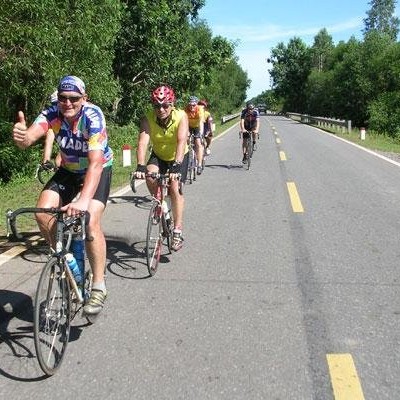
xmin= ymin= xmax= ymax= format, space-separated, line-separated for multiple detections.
xmin=35 ymin=189 xmax=62 ymax=248
xmin=85 ymin=199 xmax=107 ymax=284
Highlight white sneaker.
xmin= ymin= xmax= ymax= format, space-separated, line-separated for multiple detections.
xmin=205 ymin=147 xmax=211 ymax=155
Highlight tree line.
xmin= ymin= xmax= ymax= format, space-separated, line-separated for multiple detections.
xmin=257 ymin=0 xmax=400 ymax=139
xmin=0 ymin=0 xmax=249 ymax=183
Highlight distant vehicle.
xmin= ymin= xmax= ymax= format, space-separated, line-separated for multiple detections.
xmin=257 ymin=104 xmax=267 ymax=114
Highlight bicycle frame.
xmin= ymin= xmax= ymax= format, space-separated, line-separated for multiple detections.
xmin=5 ymin=207 xmax=91 ymax=375
xmin=130 ymin=172 xmax=177 ymax=276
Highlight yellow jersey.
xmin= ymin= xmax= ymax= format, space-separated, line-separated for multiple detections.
xmin=185 ymin=105 xmax=205 ymax=129
xmin=145 ymin=108 xmax=188 ymax=161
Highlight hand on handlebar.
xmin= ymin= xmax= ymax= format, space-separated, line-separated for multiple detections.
xmin=134 ymin=164 xmax=146 ymax=179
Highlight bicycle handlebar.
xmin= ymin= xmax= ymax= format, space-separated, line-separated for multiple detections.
xmin=6 ymin=207 xmax=89 ymax=241
xmin=130 ymin=171 xmax=181 ymax=194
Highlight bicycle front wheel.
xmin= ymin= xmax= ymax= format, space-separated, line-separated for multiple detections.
xmin=187 ymin=149 xmax=195 ymax=184
xmin=146 ymin=203 xmax=163 ymax=276
xmin=34 ymin=257 xmax=71 ymax=376
xmin=246 ymin=139 xmax=252 ymax=170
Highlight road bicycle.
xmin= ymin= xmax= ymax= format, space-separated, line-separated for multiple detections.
xmin=131 ymin=172 xmax=177 ymax=276
xmin=188 ymin=130 xmax=206 ymax=180
xmin=6 ymin=207 xmax=93 ymax=376
xmin=186 ymin=134 xmax=196 ymax=184
xmin=239 ymin=131 xmax=254 ymax=170
xmin=35 ymin=161 xmax=58 ymax=184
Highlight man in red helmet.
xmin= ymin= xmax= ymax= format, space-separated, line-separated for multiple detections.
xmin=134 ymin=85 xmax=189 ymax=251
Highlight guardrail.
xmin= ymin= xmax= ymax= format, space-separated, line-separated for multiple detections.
xmin=221 ymin=112 xmax=241 ymax=124
xmin=286 ymin=112 xmax=352 ymax=133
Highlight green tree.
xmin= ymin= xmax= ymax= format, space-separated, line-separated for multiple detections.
xmin=310 ymin=28 xmax=334 ymax=72
xmin=0 ymin=0 xmax=123 ymax=183
xmin=113 ymin=0 xmax=208 ymax=124
xmin=0 ymin=0 xmax=123 ymax=122
xmin=363 ymin=0 xmax=399 ymax=41
xmin=268 ymin=37 xmax=312 ymax=112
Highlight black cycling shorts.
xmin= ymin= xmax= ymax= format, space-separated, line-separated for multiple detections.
xmin=189 ymin=127 xmax=202 ymax=139
xmin=242 ymin=131 xmax=252 ymax=139
xmin=147 ymin=152 xmax=189 ymax=183
xmin=43 ymin=166 xmax=112 ymax=206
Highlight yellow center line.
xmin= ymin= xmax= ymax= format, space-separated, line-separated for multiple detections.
xmin=276 ymin=138 xmax=281 ymax=144
xmin=327 ymin=354 xmax=365 ymax=400
xmin=279 ymin=151 xmax=287 ymax=161
xmin=286 ymin=182 xmax=304 ymax=212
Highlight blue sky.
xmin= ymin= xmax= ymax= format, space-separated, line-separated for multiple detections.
xmin=198 ymin=0 xmax=400 ymax=99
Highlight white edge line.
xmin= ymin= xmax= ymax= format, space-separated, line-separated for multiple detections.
xmin=289 ymin=117 xmax=400 ymax=168
xmin=323 ymin=129 xmax=400 ymax=167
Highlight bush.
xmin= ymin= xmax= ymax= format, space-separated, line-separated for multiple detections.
xmin=368 ymin=92 xmax=400 ymax=138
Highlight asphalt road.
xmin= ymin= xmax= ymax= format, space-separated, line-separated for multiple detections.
xmin=1 ymin=115 xmax=400 ymax=399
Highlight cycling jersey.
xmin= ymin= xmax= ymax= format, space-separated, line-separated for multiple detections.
xmin=145 ymin=107 xmax=188 ymax=161
xmin=34 ymin=102 xmax=113 ymax=174
xmin=185 ymin=105 xmax=205 ymax=129
xmin=241 ymin=108 xmax=260 ymax=131
xmin=203 ymin=110 xmax=213 ymax=136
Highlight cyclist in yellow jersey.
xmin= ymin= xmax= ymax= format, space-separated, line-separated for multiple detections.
xmin=134 ymin=85 xmax=189 ymax=251
xmin=198 ymin=99 xmax=214 ymax=155
xmin=185 ymin=96 xmax=205 ymax=175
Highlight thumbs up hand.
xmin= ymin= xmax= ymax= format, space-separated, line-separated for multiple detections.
xmin=13 ymin=111 xmax=28 ymax=148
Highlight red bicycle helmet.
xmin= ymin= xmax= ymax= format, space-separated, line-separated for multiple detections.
xmin=151 ymin=85 xmax=176 ymax=104
xmin=198 ymin=99 xmax=208 ymax=108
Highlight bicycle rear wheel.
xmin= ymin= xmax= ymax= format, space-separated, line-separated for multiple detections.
xmin=162 ymin=198 xmax=175 ymax=253
xmin=187 ymin=149 xmax=195 ymax=184
xmin=246 ymin=138 xmax=252 ymax=170
xmin=146 ymin=203 xmax=163 ymax=276
xmin=34 ymin=257 xmax=71 ymax=376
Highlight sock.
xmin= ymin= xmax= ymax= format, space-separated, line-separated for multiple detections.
xmin=92 ymin=281 xmax=106 ymax=293
xmin=173 ymin=225 xmax=182 ymax=234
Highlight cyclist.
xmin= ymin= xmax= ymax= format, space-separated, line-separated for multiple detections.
xmin=134 ymin=85 xmax=189 ymax=251
xmin=42 ymin=91 xmax=61 ymax=169
xmin=240 ymin=102 xmax=260 ymax=164
xmin=12 ymin=75 xmax=112 ymax=317
xmin=185 ymin=96 xmax=205 ymax=175
xmin=198 ymin=99 xmax=214 ymax=155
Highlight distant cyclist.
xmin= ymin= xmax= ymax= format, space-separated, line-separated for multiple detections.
xmin=41 ymin=90 xmax=61 ymax=169
xmin=198 ymin=99 xmax=214 ymax=155
xmin=185 ymin=96 xmax=205 ymax=175
xmin=240 ymin=102 xmax=260 ymax=164
xmin=134 ymin=85 xmax=189 ymax=251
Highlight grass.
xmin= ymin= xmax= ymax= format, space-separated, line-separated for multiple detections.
xmin=0 ymin=116 xmax=240 ymax=237
xmin=328 ymin=127 xmax=400 ymax=153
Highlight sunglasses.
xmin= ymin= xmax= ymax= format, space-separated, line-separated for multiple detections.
xmin=153 ymin=103 xmax=172 ymax=109
xmin=58 ymin=94 xmax=83 ymax=103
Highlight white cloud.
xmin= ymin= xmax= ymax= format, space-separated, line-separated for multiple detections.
xmin=212 ymin=17 xmax=363 ymax=44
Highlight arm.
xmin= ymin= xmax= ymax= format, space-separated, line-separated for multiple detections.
xmin=254 ymin=117 xmax=260 ymax=134
xmin=240 ymin=118 xmax=245 ymax=132
xmin=13 ymin=111 xmax=47 ymax=149
xmin=42 ymin=129 xmax=55 ymax=162
xmin=134 ymin=117 xmax=151 ymax=178
xmin=175 ymin=113 xmax=189 ymax=163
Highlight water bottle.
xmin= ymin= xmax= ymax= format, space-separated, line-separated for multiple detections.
xmin=71 ymin=237 xmax=85 ymax=278
xmin=162 ymin=200 xmax=170 ymax=220
xmin=65 ymin=253 xmax=83 ymax=285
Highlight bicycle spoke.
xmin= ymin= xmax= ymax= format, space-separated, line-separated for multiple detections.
xmin=34 ymin=257 xmax=70 ymax=376
xmin=146 ymin=203 xmax=163 ymax=276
